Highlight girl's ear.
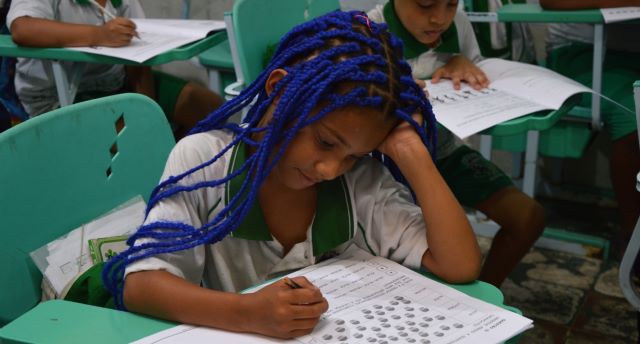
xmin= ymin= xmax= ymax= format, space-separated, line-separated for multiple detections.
xmin=265 ymin=69 xmax=288 ymax=97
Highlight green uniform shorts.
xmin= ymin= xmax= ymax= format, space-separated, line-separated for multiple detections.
xmin=437 ymin=145 xmax=513 ymax=208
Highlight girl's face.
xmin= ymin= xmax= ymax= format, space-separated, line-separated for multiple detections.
xmin=270 ymin=107 xmax=395 ymax=191
xmin=394 ymin=0 xmax=459 ymax=46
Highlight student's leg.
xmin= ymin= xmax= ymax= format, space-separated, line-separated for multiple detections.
xmin=611 ymin=133 xmax=640 ymax=256
xmin=438 ymin=145 xmax=545 ymax=287
xmin=154 ymin=71 xmax=223 ymax=140
xmin=597 ymin=59 xmax=640 ymax=259
xmin=475 ymin=186 xmax=545 ymax=287
xmin=172 ymin=82 xmax=224 ymax=139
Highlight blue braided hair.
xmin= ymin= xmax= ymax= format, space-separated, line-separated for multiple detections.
xmin=103 ymin=10 xmax=437 ymax=309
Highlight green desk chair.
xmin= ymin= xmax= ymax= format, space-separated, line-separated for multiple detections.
xmin=0 ymin=93 xmax=175 ymax=325
xmin=619 ymin=80 xmax=640 ymax=310
xmin=197 ymin=31 xmax=236 ymax=95
xmin=223 ymin=0 xmax=341 ymax=100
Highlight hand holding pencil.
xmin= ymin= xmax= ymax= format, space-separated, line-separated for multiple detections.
xmin=239 ymin=276 xmax=329 ymax=339
xmin=89 ymin=0 xmax=140 ymax=47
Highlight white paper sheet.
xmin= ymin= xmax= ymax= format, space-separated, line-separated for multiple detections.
xmin=427 ymin=58 xmax=592 ymax=139
xmin=133 ymin=246 xmax=532 ymax=344
xmin=30 ymin=196 xmax=146 ymax=296
xmin=601 ymin=7 xmax=640 ymax=23
xmin=68 ymin=19 xmax=225 ymax=63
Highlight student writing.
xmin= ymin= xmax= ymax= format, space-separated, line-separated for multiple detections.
xmin=103 ymin=11 xmax=481 ymax=339
xmin=7 ymin=0 xmax=223 ymax=139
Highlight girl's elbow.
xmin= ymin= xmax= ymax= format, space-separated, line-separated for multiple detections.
xmin=10 ymin=18 xmax=34 ymax=46
xmin=458 ymin=258 xmax=482 ymax=283
xmin=440 ymin=258 xmax=481 ymax=284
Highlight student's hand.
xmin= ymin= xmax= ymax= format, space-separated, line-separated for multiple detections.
xmin=431 ymin=56 xmax=489 ymax=90
xmin=97 ymin=17 xmax=138 ymax=47
xmin=242 ymin=276 xmax=328 ymax=339
xmin=378 ymin=113 xmax=430 ymax=162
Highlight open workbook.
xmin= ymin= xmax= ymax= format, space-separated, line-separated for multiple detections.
xmin=134 ymin=246 xmax=532 ymax=344
xmin=68 ymin=19 xmax=225 ymax=63
xmin=427 ymin=58 xmax=593 ymax=139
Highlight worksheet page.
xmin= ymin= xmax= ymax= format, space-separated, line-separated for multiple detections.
xmin=68 ymin=19 xmax=225 ymax=63
xmin=134 ymin=246 xmax=532 ymax=344
xmin=427 ymin=58 xmax=592 ymax=138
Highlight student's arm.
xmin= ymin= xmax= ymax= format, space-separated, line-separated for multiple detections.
xmin=125 ymin=66 xmax=156 ymax=100
xmin=10 ymin=16 xmax=137 ymax=47
xmin=124 ymin=271 xmax=328 ymax=339
xmin=377 ymin=116 xmax=482 ymax=283
xmin=540 ymin=0 xmax=640 ymax=10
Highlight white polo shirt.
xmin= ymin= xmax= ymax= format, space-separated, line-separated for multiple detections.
xmin=368 ymin=3 xmax=483 ymax=159
xmin=7 ymin=0 xmax=145 ymax=116
xmin=125 ymin=129 xmax=429 ymax=293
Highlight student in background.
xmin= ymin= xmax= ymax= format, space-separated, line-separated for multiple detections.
xmin=7 ymin=0 xmax=223 ymax=139
xmin=368 ymin=0 xmax=546 ymax=288
xmin=540 ymin=0 xmax=640 ymax=260
xmin=103 ymin=11 xmax=481 ymax=338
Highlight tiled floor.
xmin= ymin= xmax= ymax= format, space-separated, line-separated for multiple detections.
xmin=480 ymin=198 xmax=639 ymax=344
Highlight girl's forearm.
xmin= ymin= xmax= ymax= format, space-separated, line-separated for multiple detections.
xmin=124 ymin=270 xmax=250 ymax=332
xmin=392 ymin=146 xmax=481 ymax=283
xmin=10 ymin=17 xmax=101 ymax=47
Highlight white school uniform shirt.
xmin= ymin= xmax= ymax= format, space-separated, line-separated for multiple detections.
xmin=125 ymin=129 xmax=429 ymax=293
xmin=368 ymin=4 xmax=483 ymax=159
xmin=6 ymin=0 xmax=145 ymax=116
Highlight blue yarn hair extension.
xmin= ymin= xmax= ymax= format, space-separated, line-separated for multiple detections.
xmin=103 ymin=10 xmax=438 ymax=309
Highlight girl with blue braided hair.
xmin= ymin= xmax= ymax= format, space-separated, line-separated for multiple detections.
xmin=107 ymin=10 xmax=480 ymax=339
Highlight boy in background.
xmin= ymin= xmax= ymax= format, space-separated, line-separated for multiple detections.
xmin=369 ymin=0 xmax=545 ymax=287
xmin=7 ymin=0 xmax=223 ymax=139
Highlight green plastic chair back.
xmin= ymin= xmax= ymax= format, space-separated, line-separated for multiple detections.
xmin=0 ymin=93 xmax=175 ymax=325
xmin=232 ymin=0 xmax=341 ymax=85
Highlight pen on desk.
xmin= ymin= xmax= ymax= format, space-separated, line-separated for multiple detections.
xmin=283 ymin=277 xmax=302 ymax=289
xmin=88 ymin=0 xmax=141 ymax=40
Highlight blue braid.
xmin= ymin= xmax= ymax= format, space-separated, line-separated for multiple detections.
xmin=103 ymin=10 xmax=439 ymax=309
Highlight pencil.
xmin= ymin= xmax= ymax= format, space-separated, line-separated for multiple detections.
xmin=88 ymin=0 xmax=141 ymax=39
xmin=283 ymin=277 xmax=302 ymax=289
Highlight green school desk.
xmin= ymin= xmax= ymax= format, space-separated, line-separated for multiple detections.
xmin=0 ymin=276 xmax=522 ymax=344
xmin=0 ymin=31 xmax=225 ymax=108
xmin=496 ymin=4 xmax=606 ymax=131
xmin=464 ymin=4 xmax=626 ymax=198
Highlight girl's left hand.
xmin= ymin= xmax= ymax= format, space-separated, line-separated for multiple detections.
xmin=431 ymin=56 xmax=489 ymax=90
xmin=378 ymin=113 xmax=430 ymax=162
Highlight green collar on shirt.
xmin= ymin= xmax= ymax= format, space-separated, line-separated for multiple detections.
xmin=222 ymin=141 xmax=355 ymax=256
xmin=382 ymin=0 xmax=460 ymax=60
xmin=76 ymin=0 xmax=123 ymax=8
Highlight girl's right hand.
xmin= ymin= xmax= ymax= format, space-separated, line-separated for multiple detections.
xmin=242 ymin=276 xmax=329 ymax=339
xmin=96 ymin=17 xmax=137 ymax=47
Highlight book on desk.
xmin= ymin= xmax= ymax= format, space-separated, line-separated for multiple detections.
xmin=68 ymin=19 xmax=225 ymax=63
xmin=426 ymin=58 xmax=597 ymax=139
xmin=133 ymin=246 xmax=532 ymax=344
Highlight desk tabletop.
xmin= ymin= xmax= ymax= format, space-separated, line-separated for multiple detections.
xmin=0 ymin=31 xmax=225 ymax=66
xmin=497 ymin=4 xmax=604 ymax=23
xmin=0 ymin=275 xmax=519 ymax=344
